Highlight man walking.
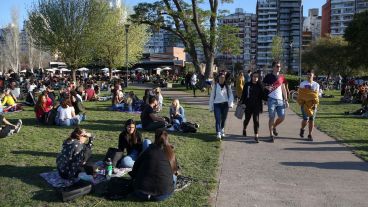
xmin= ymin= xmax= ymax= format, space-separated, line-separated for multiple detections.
xmin=191 ymin=72 xmax=197 ymax=97
xmin=263 ymin=61 xmax=289 ymax=142
xmin=297 ymin=70 xmax=320 ymax=141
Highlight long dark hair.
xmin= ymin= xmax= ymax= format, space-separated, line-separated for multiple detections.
xmin=124 ymin=119 xmax=141 ymax=146
xmin=34 ymin=94 xmax=46 ymax=112
xmin=66 ymin=127 xmax=84 ymax=142
xmin=154 ymin=128 xmax=178 ymax=172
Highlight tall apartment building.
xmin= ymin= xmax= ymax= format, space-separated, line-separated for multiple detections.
xmin=356 ymin=0 xmax=368 ymax=13
xmin=256 ymin=0 xmax=278 ymax=70
xmin=303 ymin=8 xmax=322 ymax=40
xmin=278 ymin=0 xmax=302 ymax=72
xmin=330 ymin=0 xmax=355 ymax=36
xmin=321 ymin=0 xmax=331 ymax=37
xmin=217 ymin=8 xmax=257 ymax=70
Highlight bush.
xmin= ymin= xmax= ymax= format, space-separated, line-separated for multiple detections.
xmin=285 ymin=74 xmax=300 ymax=90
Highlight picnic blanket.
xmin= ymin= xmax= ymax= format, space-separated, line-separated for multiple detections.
xmin=40 ymin=162 xmax=132 ymax=188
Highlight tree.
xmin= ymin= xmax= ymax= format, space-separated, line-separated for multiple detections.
xmin=302 ymin=35 xmax=351 ymax=77
xmin=27 ymin=0 xmax=97 ymax=82
xmin=271 ymin=35 xmax=283 ymax=62
xmin=90 ymin=2 xmax=149 ymax=80
xmin=344 ymin=10 xmax=368 ymax=69
xmin=1 ymin=8 xmax=20 ymax=73
xmin=217 ymin=24 xmax=241 ymax=70
xmin=130 ymin=0 xmax=234 ymax=80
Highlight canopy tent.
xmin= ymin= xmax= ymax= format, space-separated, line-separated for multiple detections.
xmin=100 ymin=68 xmax=109 ymax=72
xmin=77 ymin=67 xmax=89 ymax=72
xmin=112 ymin=69 xmax=121 ymax=73
xmin=162 ymin=66 xmax=172 ymax=70
xmin=20 ymin=69 xmax=27 ymax=73
xmin=45 ymin=68 xmax=57 ymax=72
xmin=153 ymin=67 xmax=162 ymax=71
xmin=58 ymin=68 xmax=71 ymax=72
xmin=134 ymin=68 xmax=145 ymax=72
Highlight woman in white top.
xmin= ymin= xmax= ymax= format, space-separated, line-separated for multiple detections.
xmin=55 ymin=98 xmax=80 ymax=126
xmin=209 ymin=72 xmax=234 ymax=139
xmin=154 ymin=87 xmax=163 ymax=112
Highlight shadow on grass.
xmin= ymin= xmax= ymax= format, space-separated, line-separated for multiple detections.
xmin=11 ymin=150 xmax=59 ymax=157
xmin=280 ymin=161 xmax=368 ymax=172
xmin=0 ymin=165 xmax=61 ymax=202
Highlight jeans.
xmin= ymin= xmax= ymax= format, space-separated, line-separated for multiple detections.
xmin=214 ymin=102 xmax=229 ymax=133
xmin=121 ymin=139 xmax=152 ymax=168
xmin=267 ymin=98 xmax=285 ymax=119
xmin=79 ymin=113 xmax=86 ymax=121
xmin=243 ymin=108 xmax=260 ymax=134
xmin=56 ymin=117 xmax=80 ymax=126
xmin=112 ymin=103 xmax=124 ymax=111
xmin=0 ymin=125 xmax=16 ymax=138
xmin=172 ymin=116 xmax=184 ymax=130
xmin=134 ymin=174 xmax=177 ymax=201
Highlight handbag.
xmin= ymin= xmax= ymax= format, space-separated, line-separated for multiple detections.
xmin=234 ymin=104 xmax=245 ymax=119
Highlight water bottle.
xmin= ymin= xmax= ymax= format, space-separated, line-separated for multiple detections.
xmin=106 ymin=158 xmax=113 ymax=180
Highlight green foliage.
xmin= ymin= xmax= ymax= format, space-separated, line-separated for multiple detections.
xmin=90 ymin=1 xmax=149 ymax=79
xmin=217 ymin=25 xmax=241 ymax=56
xmin=285 ymin=74 xmax=300 ymax=91
xmin=271 ymin=35 xmax=283 ymax=62
xmin=344 ymin=10 xmax=368 ymax=69
xmin=301 ymin=36 xmax=350 ymax=76
xmin=27 ymin=0 xmax=95 ymax=75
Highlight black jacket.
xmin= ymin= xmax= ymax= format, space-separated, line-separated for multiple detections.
xmin=118 ymin=130 xmax=143 ymax=155
xmin=129 ymin=144 xmax=174 ymax=196
xmin=240 ymin=82 xmax=264 ymax=112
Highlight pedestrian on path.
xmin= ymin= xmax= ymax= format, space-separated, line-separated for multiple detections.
xmin=240 ymin=71 xmax=264 ymax=143
xmin=263 ymin=61 xmax=289 ymax=142
xmin=235 ymin=71 xmax=245 ymax=102
xmin=297 ymin=70 xmax=320 ymax=141
xmin=191 ymin=72 xmax=197 ymax=97
xmin=209 ymin=72 xmax=234 ymax=140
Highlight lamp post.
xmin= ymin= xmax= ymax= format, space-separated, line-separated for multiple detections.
xmin=125 ymin=24 xmax=130 ymax=87
xmin=289 ymin=40 xmax=293 ymax=74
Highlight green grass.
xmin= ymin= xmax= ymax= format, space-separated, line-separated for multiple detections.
xmin=0 ymin=88 xmax=219 ymax=206
xmin=290 ymin=90 xmax=368 ymax=160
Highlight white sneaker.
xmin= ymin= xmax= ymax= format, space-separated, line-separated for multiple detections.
xmin=216 ymin=132 xmax=222 ymax=140
xmin=14 ymin=119 xmax=22 ymax=133
xmin=221 ymin=129 xmax=226 ymax=137
xmin=167 ymin=126 xmax=175 ymax=131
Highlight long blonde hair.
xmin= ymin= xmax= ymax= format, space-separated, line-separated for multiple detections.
xmin=171 ymin=98 xmax=180 ymax=114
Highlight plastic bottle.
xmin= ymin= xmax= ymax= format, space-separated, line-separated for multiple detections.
xmin=106 ymin=158 xmax=113 ymax=180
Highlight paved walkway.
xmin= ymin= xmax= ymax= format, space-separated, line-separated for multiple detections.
xmin=155 ymin=85 xmax=368 ymax=207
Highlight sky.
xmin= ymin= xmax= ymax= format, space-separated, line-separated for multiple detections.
xmin=0 ymin=0 xmax=326 ymax=28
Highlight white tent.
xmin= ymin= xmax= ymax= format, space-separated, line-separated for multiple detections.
xmin=153 ymin=67 xmax=162 ymax=71
xmin=112 ymin=69 xmax=121 ymax=73
xmin=135 ymin=68 xmax=144 ymax=72
xmin=20 ymin=69 xmax=27 ymax=73
xmin=58 ymin=68 xmax=71 ymax=72
xmin=45 ymin=68 xmax=56 ymax=72
xmin=162 ymin=66 xmax=172 ymax=70
xmin=77 ymin=67 xmax=89 ymax=71
xmin=101 ymin=68 xmax=109 ymax=72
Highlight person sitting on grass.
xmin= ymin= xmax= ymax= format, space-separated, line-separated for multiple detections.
xmin=153 ymin=87 xmax=164 ymax=112
xmin=140 ymin=96 xmax=169 ymax=131
xmin=70 ymin=90 xmax=86 ymax=121
xmin=34 ymin=94 xmax=53 ymax=124
xmin=112 ymin=87 xmax=125 ymax=111
xmin=85 ymin=84 xmax=97 ymax=101
xmin=0 ymin=114 xmax=22 ymax=138
xmin=118 ymin=119 xmax=152 ymax=168
xmin=55 ymin=98 xmax=80 ymax=126
xmin=56 ymin=128 xmax=94 ymax=179
xmin=129 ymin=128 xmax=179 ymax=201
xmin=1 ymin=89 xmax=22 ymax=112
xmin=169 ymin=99 xmax=186 ymax=130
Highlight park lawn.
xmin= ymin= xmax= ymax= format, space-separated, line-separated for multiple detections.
xmin=290 ymin=90 xmax=368 ymax=161
xmin=0 ymin=88 xmax=219 ymax=207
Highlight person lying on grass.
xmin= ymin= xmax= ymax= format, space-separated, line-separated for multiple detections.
xmin=1 ymin=89 xmax=22 ymax=112
xmin=0 ymin=114 xmax=22 ymax=138
xmin=56 ymin=128 xmax=94 ymax=179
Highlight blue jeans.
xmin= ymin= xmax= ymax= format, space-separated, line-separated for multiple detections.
xmin=172 ymin=117 xmax=184 ymax=130
xmin=134 ymin=175 xmax=177 ymax=201
xmin=112 ymin=103 xmax=124 ymax=111
xmin=213 ymin=102 xmax=229 ymax=133
xmin=121 ymin=139 xmax=152 ymax=168
xmin=55 ymin=117 xmax=80 ymax=126
xmin=79 ymin=114 xmax=86 ymax=121
xmin=267 ymin=98 xmax=285 ymax=119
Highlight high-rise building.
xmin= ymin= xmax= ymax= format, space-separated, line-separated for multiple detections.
xmin=330 ymin=0 xmax=355 ymax=36
xmin=256 ymin=0 xmax=278 ymax=70
xmin=321 ymin=0 xmax=331 ymax=37
xmin=278 ymin=0 xmax=302 ymax=73
xmin=356 ymin=0 xmax=368 ymax=13
xmin=217 ymin=8 xmax=257 ymax=70
xmin=303 ymin=8 xmax=322 ymax=40
xmin=302 ymin=31 xmax=313 ymax=50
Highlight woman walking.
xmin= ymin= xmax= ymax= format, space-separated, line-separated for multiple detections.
xmin=209 ymin=72 xmax=234 ymax=140
xmin=240 ymin=72 xmax=264 ymax=143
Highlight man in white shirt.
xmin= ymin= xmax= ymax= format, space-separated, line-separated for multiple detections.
xmin=298 ymin=70 xmax=320 ymax=141
xmin=191 ymin=73 xmax=197 ymax=97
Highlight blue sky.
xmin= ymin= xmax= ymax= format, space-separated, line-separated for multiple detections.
xmin=0 ymin=0 xmax=326 ymax=28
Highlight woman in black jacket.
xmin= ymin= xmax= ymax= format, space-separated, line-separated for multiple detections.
xmin=129 ymin=128 xmax=179 ymax=201
xmin=240 ymin=71 xmax=264 ymax=143
xmin=119 ymin=119 xmax=151 ymax=168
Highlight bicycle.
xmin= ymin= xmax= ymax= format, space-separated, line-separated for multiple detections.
xmin=289 ymin=86 xmax=299 ymax=103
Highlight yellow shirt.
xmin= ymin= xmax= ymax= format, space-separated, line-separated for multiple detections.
xmin=2 ymin=95 xmax=16 ymax=106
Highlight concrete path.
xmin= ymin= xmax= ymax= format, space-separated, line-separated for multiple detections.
xmin=151 ymin=85 xmax=368 ymax=207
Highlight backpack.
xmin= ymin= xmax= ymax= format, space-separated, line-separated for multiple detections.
xmin=46 ymin=107 xmax=58 ymax=125
xmin=180 ymin=122 xmax=197 ymax=133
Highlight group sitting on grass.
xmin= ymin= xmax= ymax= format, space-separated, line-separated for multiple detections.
xmin=56 ymin=123 xmax=179 ymax=201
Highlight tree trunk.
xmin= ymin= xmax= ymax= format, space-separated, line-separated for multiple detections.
xmin=72 ymin=69 xmax=77 ymax=84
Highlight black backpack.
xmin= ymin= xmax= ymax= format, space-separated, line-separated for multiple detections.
xmin=180 ymin=122 xmax=197 ymax=133
xmin=46 ymin=107 xmax=58 ymax=125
